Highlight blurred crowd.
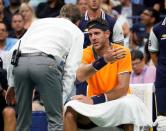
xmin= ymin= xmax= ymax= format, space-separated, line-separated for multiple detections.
xmin=0 ymin=0 xmax=165 ymax=68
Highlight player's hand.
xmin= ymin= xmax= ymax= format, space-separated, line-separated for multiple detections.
xmin=103 ymin=47 xmax=126 ymax=63
xmin=71 ymin=95 xmax=93 ymax=104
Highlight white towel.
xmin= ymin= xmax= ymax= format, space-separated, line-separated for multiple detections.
xmin=64 ymin=94 xmax=153 ymax=128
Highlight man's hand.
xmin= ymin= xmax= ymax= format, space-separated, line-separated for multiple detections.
xmin=5 ymin=87 xmax=16 ymax=105
xmin=103 ymin=47 xmax=126 ymax=63
xmin=71 ymin=95 xmax=93 ymax=104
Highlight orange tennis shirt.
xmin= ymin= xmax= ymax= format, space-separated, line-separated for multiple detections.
xmin=82 ymin=44 xmax=132 ymax=96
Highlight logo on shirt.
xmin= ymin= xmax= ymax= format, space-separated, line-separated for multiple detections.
xmin=84 ymin=28 xmax=89 ymax=34
xmin=162 ymin=18 xmax=166 ymax=26
xmin=161 ymin=34 xmax=166 ymax=40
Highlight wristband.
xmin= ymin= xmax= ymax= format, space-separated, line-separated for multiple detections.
xmin=92 ymin=57 xmax=107 ymax=71
xmin=91 ymin=93 xmax=106 ymax=104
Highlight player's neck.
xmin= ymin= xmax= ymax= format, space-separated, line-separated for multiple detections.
xmin=96 ymin=43 xmax=112 ymax=57
xmin=88 ymin=9 xmax=101 ymax=20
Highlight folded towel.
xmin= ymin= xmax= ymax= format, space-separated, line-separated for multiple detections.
xmin=64 ymin=94 xmax=152 ymax=128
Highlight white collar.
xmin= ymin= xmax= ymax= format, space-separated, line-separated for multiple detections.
xmin=84 ymin=9 xmax=106 ymax=21
xmin=162 ymin=17 xmax=166 ymax=26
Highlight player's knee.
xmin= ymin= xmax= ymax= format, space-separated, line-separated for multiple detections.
xmin=65 ymin=107 xmax=77 ymax=120
xmin=3 ymin=107 xmax=16 ymax=119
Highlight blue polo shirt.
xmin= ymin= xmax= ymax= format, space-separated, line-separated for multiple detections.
xmin=79 ymin=10 xmax=124 ymax=48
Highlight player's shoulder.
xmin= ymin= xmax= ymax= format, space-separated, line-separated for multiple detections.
xmin=112 ymin=43 xmax=129 ymax=50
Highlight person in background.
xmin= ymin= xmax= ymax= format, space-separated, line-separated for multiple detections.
xmin=35 ymin=0 xmax=64 ymax=18
xmin=129 ymin=23 xmax=148 ymax=53
xmin=8 ymin=0 xmax=21 ymax=14
xmin=143 ymin=0 xmax=164 ymax=9
xmin=79 ymin=0 xmax=124 ymax=48
xmin=113 ymin=0 xmax=145 ymax=27
xmin=116 ymin=15 xmax=130 ymax=47
xmin=155 ymin=0 xmax=166 ymax=16
xmin=148 ymin=17 xmax=166 ymax=131
xmin=101 ymin=0 xmax=119 ymax=18
xmin=0 ymin=22 xmax=17 ymax=51
xmin=0 ymin=0 xmax=12 ymax=31
xmin=9 ymin=13 xmax=27 ymax=39
xmin=2 ymin=0 xmax=10 ymax=8
xmin=0 ymin=57 xmax=16 ymax=131
xmin=0 ymin=20 xmax=17 ymax=131
xmin=130 ymin=49 xmax=156 ymax=84
xmin=140 ymin=7 xmax=160 ymax=34
xmin=76 ymin=0 xmax=88 ymax=16
xmin=28 ymin=0 xmax=47 ymax=10
xmin=0 ymin=22 xmax=18 ymax=69
xmin=140 ymin=7 xmax=160 ymax=65
xmin=6 ymin=4 xmax=84 ymax=131
xmin=19 ymin=2 xmax=37 ymax=30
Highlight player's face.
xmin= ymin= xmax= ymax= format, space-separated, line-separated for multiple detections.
xmin=88 ymin=28 xmax=109 ymax=50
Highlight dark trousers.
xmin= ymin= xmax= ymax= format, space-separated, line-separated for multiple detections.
xmin=155 ymin=88 xmax=166 ymax=113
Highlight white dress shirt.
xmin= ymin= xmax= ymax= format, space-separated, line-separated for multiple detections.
xmin=8 ymin=18 xmax=84 ymax=103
